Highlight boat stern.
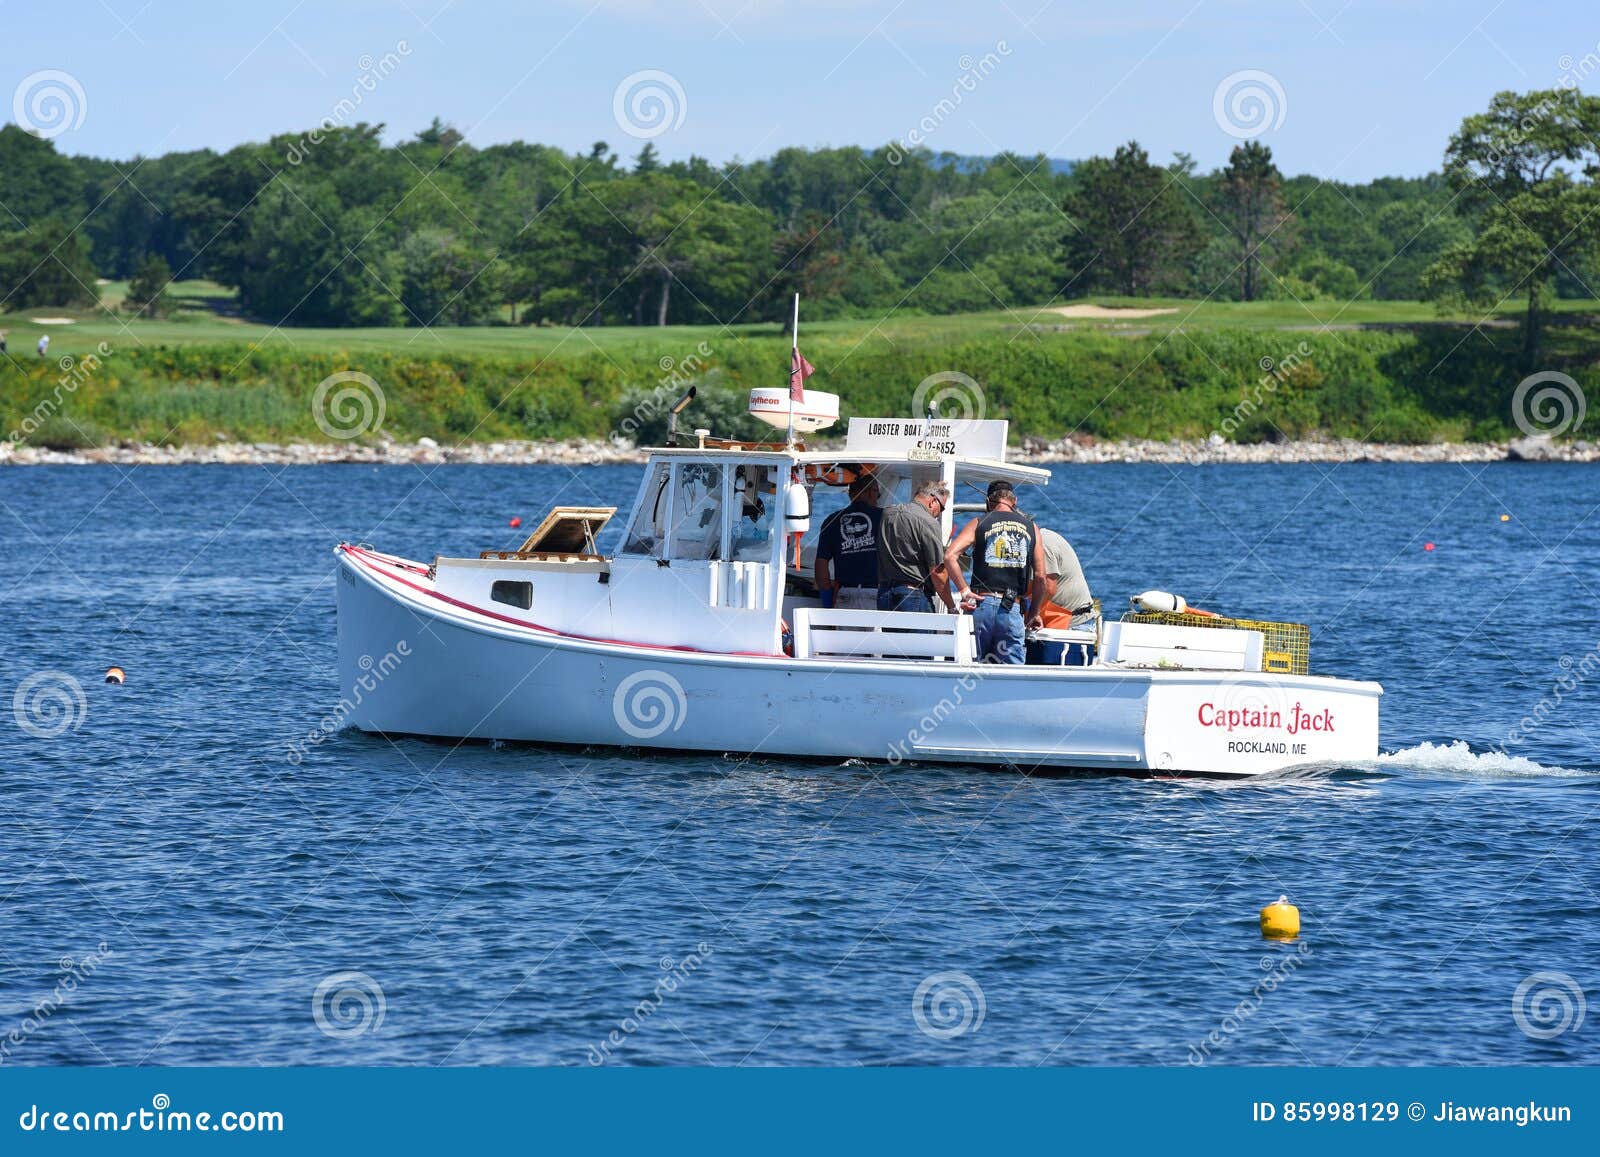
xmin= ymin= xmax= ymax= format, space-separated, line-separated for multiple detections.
xmin=1143 ymin=673 xmax=1382 ymax=776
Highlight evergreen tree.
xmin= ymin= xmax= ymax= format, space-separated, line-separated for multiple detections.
xmin=1061 ymin=142 xmax=1203 ymax=296
xmin=1215 ymin=141 xmax=1292 ymax=302
xmin=126 ymin=252 xmax=172 ymax=315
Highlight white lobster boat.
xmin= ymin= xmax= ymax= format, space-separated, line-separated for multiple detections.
xmin=334 ymin=392 xmax=1381 ymax=778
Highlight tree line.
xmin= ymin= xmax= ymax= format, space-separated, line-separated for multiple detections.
xmin=1 ymin=88 xmax=1596 ymax=357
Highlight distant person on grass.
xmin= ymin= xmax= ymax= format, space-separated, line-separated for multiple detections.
xmin=37 ymin=334 xmax=49 ymax=358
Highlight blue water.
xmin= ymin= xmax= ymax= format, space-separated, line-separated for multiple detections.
xmin=2 ymin=462 xmax=1597 ymax=1067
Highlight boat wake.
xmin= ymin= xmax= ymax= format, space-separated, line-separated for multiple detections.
xmin=1374 ymin=740 xmax=1594 ymax=780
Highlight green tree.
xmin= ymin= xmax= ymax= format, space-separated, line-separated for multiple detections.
xmin=592 ymin=174 xmax=773 ymax=326
xmin=1423 ymin=88 xmax=1600 ymax=362
xmin=1277 ymin=254 xmax=1362 ymax=301
xmin=6 ymin=110 xmax=1573 ymax=333
xmin=513 ymin=188 xmax=636 ymax=325
xmin=0 ymin=218 xmax=99 ymax=310
xmin=1215 ymin=141 xmax=1293 ymax=301
xmin=126 ymin=251 xmax=172 ymax=315
xmin=399 ymin=228 xmax=499 ymax=325
xmin=1061 ymin=142 xmax=1203 ymax=296
xmin=1369 ymin=196 xmax=1468 ymax=300
xmin=768 ymin=210 xmax=851 ymax=325
xmin=0 ymin=125 xmax=85 ymax=227
xmin=894 ymin=189 xmax=1063 ymax=311
xmin=234 ymin=183 xmax=405 ymax=326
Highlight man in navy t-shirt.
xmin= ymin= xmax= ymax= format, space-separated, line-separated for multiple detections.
xmin=813 ymin=474 xmax=883 ymax=610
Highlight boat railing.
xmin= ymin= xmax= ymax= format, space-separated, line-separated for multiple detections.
xmin=792 ymin=607 xmax=976 ymax=664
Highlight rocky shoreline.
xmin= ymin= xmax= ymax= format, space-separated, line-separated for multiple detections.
xmin=1 ymin=432 xmax=1592 ymax=466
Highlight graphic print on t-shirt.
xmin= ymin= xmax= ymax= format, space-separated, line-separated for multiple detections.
xmin=839 ymin=511 xmax=874 ymax=552
xmin=982 ymin=523 xmax=1028 ymax=569
xmin=971 ymin=512 xmax=1035 ymax=598
xmin=822 ymin=502 xmax=884 ymax=588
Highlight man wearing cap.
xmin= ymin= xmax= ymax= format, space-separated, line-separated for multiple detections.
xmin=876 ymin=480 xmax=956 ymax=613
xmin=1036 ymin=526 xmax=1096 ymax=631
xmin=944 ymin=480 xmax=1047 ymax=664
xmin=814 ymin=474 xmax=883 ymax=611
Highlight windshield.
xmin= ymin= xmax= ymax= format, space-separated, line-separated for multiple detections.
xmin=731 ymin=463 xmax=776 ymax=562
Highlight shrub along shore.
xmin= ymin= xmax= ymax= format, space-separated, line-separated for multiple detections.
xmin=4 ymin=435 xmax=1595 ymax=467
xmin=2 ymin=324 xmax=1594 ymax=458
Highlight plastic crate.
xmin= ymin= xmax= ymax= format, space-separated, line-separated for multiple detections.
xmin=1122 ymin=611 xmax=1310 ymax=675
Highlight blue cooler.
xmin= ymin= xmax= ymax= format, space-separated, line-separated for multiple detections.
xmin=1026 ymin=628 xmax=1095 ymax=666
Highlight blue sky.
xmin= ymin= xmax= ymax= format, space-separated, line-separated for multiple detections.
xmin=7 ymin=0 xmax=1598 ymax=178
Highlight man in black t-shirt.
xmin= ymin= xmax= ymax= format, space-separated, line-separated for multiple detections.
xmin=944 ymin=480 xmax=1047 ymax=664
xmin=813 ymin=474 xmax=883 ymax=609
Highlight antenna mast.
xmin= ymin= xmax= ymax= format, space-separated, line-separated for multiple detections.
xmin=786 ymin=293 xmax=800 ymax=449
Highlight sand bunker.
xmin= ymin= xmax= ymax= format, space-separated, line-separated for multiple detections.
xmin=30 ymin=317 xmax=78 ymax=325
xmin=1051 ymin=304 xmax=1179 ymax=320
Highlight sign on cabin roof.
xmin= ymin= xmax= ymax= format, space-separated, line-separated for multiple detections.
xmin=843 ymin=417 xmax=1008 ymax=461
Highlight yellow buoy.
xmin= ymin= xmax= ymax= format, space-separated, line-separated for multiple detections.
xmin=1500 ymin=514 xmax=1511 ymax=522
xmin=1260 ymin=895 xmax=1300 ymax=940
xmin=104 ymin=666 xmax=126 ymax=685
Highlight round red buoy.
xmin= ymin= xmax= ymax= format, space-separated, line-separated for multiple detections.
xmin=509 ymin=517 xmax=522 ymax=529
xmin=1423 ymin=542 xmax=1435 ymax=551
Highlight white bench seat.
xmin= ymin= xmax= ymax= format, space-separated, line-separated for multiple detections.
xmin=793 ymin=607 xmax=975 ymax=663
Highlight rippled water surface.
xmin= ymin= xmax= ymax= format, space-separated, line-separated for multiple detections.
xmin=2 ymin=462 xmax=1597 ymax=1066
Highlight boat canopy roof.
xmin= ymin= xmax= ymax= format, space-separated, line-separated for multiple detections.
xmin=642 ymin=445 xmax=1047 ymax=487
xmin=797 ymin=450 xmax=1049 ymax=488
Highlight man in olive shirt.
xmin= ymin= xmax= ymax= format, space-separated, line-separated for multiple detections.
xmin=1037 ymin=526 xmax=1095 ymax=630
xmin=876 ymin=481 xmax=955 ymax=613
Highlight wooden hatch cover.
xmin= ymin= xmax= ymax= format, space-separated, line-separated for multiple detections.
xmin=490 ymin=506 xmax=615 ymax=559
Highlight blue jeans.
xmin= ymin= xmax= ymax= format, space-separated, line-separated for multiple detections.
xmin=877 ymin=586 xmax=932 ymax=613
xmin=972 ymin=597 xmax=1026 ymax=664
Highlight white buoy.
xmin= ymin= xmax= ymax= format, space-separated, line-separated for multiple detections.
xmin=1133 ymin=590 xmax=1187 ymax=614
xmin=784 ymin=477 xmax=811 ymax=535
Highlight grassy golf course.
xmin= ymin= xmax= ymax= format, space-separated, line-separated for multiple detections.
xmin=3 ymin=286 xmax=1596 ymax=449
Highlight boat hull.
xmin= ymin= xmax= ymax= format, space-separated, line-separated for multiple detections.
xmin=334 ymin=547 xmax=1381 ymax=778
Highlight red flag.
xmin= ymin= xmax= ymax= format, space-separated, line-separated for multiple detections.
xmin=789 ymin=347 xmax=815 ymax=402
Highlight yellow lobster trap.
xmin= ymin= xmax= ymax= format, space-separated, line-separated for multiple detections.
xmin=1123 ymin=611 xmax=1310 ymax=675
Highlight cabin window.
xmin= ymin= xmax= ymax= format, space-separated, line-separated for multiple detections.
xmin=731 ymin=464 xmax=776 ymax=561
xmin=621 ymin=459 xmax=780 ymax=564
xmin=491 ymin=580 xmax=532 ymax=610
xmin=667 ymin=463 xmax=724 ymax=561
xmin=622 ymin=463 xmax=672 ymax=557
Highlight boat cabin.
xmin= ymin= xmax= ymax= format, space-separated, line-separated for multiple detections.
xmin=427 ymin=407 xmax=1049 ymax=661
